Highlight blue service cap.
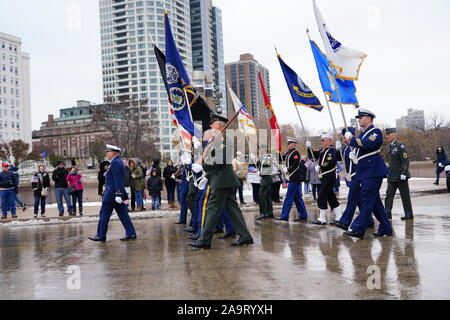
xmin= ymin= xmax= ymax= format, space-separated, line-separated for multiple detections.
xmin=342 ymin=127 xmax=356 ymax=136
xmin=355 ymin=108 xmax=376 ymax=119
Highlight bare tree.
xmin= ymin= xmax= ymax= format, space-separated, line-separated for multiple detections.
xmin=91 ymin=96 xmax=160 ymax=161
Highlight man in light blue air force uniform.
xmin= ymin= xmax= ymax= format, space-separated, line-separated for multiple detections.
xmin=89 ymin=145 xmax=137 ymax=242
xmin=343 ymin=109 xmax=393 ymax=240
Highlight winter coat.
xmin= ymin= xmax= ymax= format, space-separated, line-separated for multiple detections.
xmin=66 ymin=173 xmax=84 ymax=191
xmin=130 ymin=165 xmax=145 ymax=191
xmin=52 ymin=167 xmax=69 ymax=188
xmin=8 ymin=166 xmax=20 ymax=192
xmin=150 ymin=159 xmax=162 ymax=177
xmin=146 ymin=175 xmax=163 ymax=197
xmin=436 ymin=151 xmax=448 ymax=174
xmin=31 ymin=172 xmax=51 ymax=197
xmin=163 ymin=165 xmax=177 ymax=188
xmin=0 ymin=171 xmax=15 ymax=190
xmin=307 ymin=162 xmax=321 ymax=185
xmin=123 ymin=166 xmax=131 ymax=188
xmin=98 ymin=161 xmax=110 ymax=196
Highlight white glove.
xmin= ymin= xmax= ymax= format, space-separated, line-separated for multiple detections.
xmin=306 ymin=141 xmax=312 ymax=148
xmin=192 ymin=163 xmax=203 ymax=173
xmin=115 ymin=197 xmax=123 ymax=204
xmin=400 ymin=174 xmax=407 ymax=180
xmin=335 ymin=141 xmax=342 ymax=150
xmin=315 ymin=165 xmax=320 ymax=173
xmin=198 ymin=177 xmax=208 ymax=190
xmin=131 ymin=174 xmax=136 ymax=179
xmin=181 ymin=153 xmax=192 ymax=165
xmin=171 ymin=174 xmax=176 ymax=180
xmin=344 ymin=131 xmax=353 ymax=140
xmin=438 ymin=163 xmax=445 ymax=168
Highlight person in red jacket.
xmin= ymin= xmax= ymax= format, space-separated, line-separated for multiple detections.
xmin=66 ymin=167 xmax=84 ymax=216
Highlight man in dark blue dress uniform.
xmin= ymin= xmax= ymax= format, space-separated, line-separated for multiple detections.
xmin=89 ymin=145 xmax=137 ymax=242
xmin=335 ymin=127 xmax=374 ymax=231
xmin=343 ymin=109 xmax=393 ymax=239
xmin=276 ymin=138 xmax=308 ymax=222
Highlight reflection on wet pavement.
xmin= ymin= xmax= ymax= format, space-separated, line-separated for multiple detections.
xmin=0 ymin=194 xmax=449 ymax=300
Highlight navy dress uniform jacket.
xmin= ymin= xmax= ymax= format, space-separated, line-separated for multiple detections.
xmin=349 ymin=125 xmax=389 ymax=180
xmin=103 ymin=156 xmax=128 ymax=202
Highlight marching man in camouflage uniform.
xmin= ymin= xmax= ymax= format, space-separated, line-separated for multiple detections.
xmin=384 ymin=128 xmax=414 ymax=220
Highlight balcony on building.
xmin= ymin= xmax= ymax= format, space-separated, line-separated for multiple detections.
xmin=115 ymin=53 xmax=128 ymax=60
xmin=116 ymin=67 xmax=129 ymax=74
xmin=115 ymin=45 xmax=128 ymax=53
xmin=116 ymin=60 xmax=129 ymax=67
xmin=114 ymin=32 xmax=127 ymax=39
xmin=115 ymin=39 xmax=128 ymax=46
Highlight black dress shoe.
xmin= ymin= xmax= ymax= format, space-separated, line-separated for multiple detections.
xmin=183 ymin=227 xmax=196 ymax=234
xmin=189 ymin=242 xmax=211 ymax=249
xmin=218 ymin=232 xmax=236 ymax=239
xmin=174 ymin=221 xmax=185 ymax=225
xmin=214 ymin=229 xmax=224 ymax=235
xmin=275 ymin=217 xmax=288 ymax=221
xmin=120 ymin=235 xmax=137 ymax=241
xmin=230 ymin=239 xmax=254 ymax=247
xmin=311 ymin=220 xmax=327 ymax=226
xmin=334 ymin=221 xmax=349 ymax=231
xmin=401 ymin=216 xmax=414 ymax=221
xmin=88 ymin=236 xmax=106 ymax=242
xmin=256 ymin=215 xmax=267 ymax=220
xmin=266 ymin=215 xmax=275 ymax=219
xmin=294 ymin=217 xmax=307 ymax=222
xmin=344 ymin=230 xmax=364 ymax=239
xmin=373 ymin=232 xmax=393 ymax=237
xmin=187 ymin=234 xmax=199 ymax=241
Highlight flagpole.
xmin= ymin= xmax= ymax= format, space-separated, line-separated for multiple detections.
xmin=293 ymin=103 xmax=316 ymax=163
xmin=306 ymin=29 xmax=347 ymax=175
xmin=275 ymin=46 xmax=316 ymax=162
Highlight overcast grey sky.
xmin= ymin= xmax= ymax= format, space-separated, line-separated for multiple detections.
xmin=1 ymin=0 xmax=449 ymax=134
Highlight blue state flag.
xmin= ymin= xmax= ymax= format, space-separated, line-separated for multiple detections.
xmin=277 ymin=55 xmax=323 ymax=112
xmin=165 ymin=11 xmax=196 ymax=137
xmin=309 ymin=40 xmax=359 ymax=107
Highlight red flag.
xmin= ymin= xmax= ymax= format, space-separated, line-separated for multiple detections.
xmin=258 ymin=72 xmax=282 ymax=152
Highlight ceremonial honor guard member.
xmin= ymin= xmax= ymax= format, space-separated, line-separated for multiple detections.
xmin=89 ymin=145 xmax=137 ymax=242
xmin=384 ymin=128 xmax=414 ymax=220
xmin=276 ymin=138 xmax=308 ymax=222
xmin=189 ymin=114 xmax=253 ymax=249
xmin=343 ymin=109 xmax=393 ymax=239
xmin=257 ymin=144 xmax=274 ymax=220
xmin=335 ymin=128 xmax=374 ymax=230
xmin=307 ymin=133 xmax=342 ymax=225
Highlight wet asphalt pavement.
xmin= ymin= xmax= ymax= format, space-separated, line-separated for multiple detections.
xmin=0 ymin=193 xmax=449 ymax=300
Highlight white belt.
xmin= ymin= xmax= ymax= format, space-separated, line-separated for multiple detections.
xmin=345 ymin=172 xmax=356 ymax=182
xmin=352 ymin=149 xmax=381 ymax=164
xmin=319 ymin=167 xmax=336 ymax=179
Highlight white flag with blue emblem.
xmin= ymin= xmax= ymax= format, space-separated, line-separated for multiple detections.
xmin=313 ymin=0 xmax=367 ymax=81
xmin=227 ymin=84 xmax=257 ymax=136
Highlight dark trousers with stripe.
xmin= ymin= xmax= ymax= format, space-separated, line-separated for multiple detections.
xmin=317 ymin=173 xmax=339 ymax=210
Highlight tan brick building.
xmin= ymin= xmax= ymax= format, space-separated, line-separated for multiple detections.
xmin=34 ymin=100 xmax=110 ymax=167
